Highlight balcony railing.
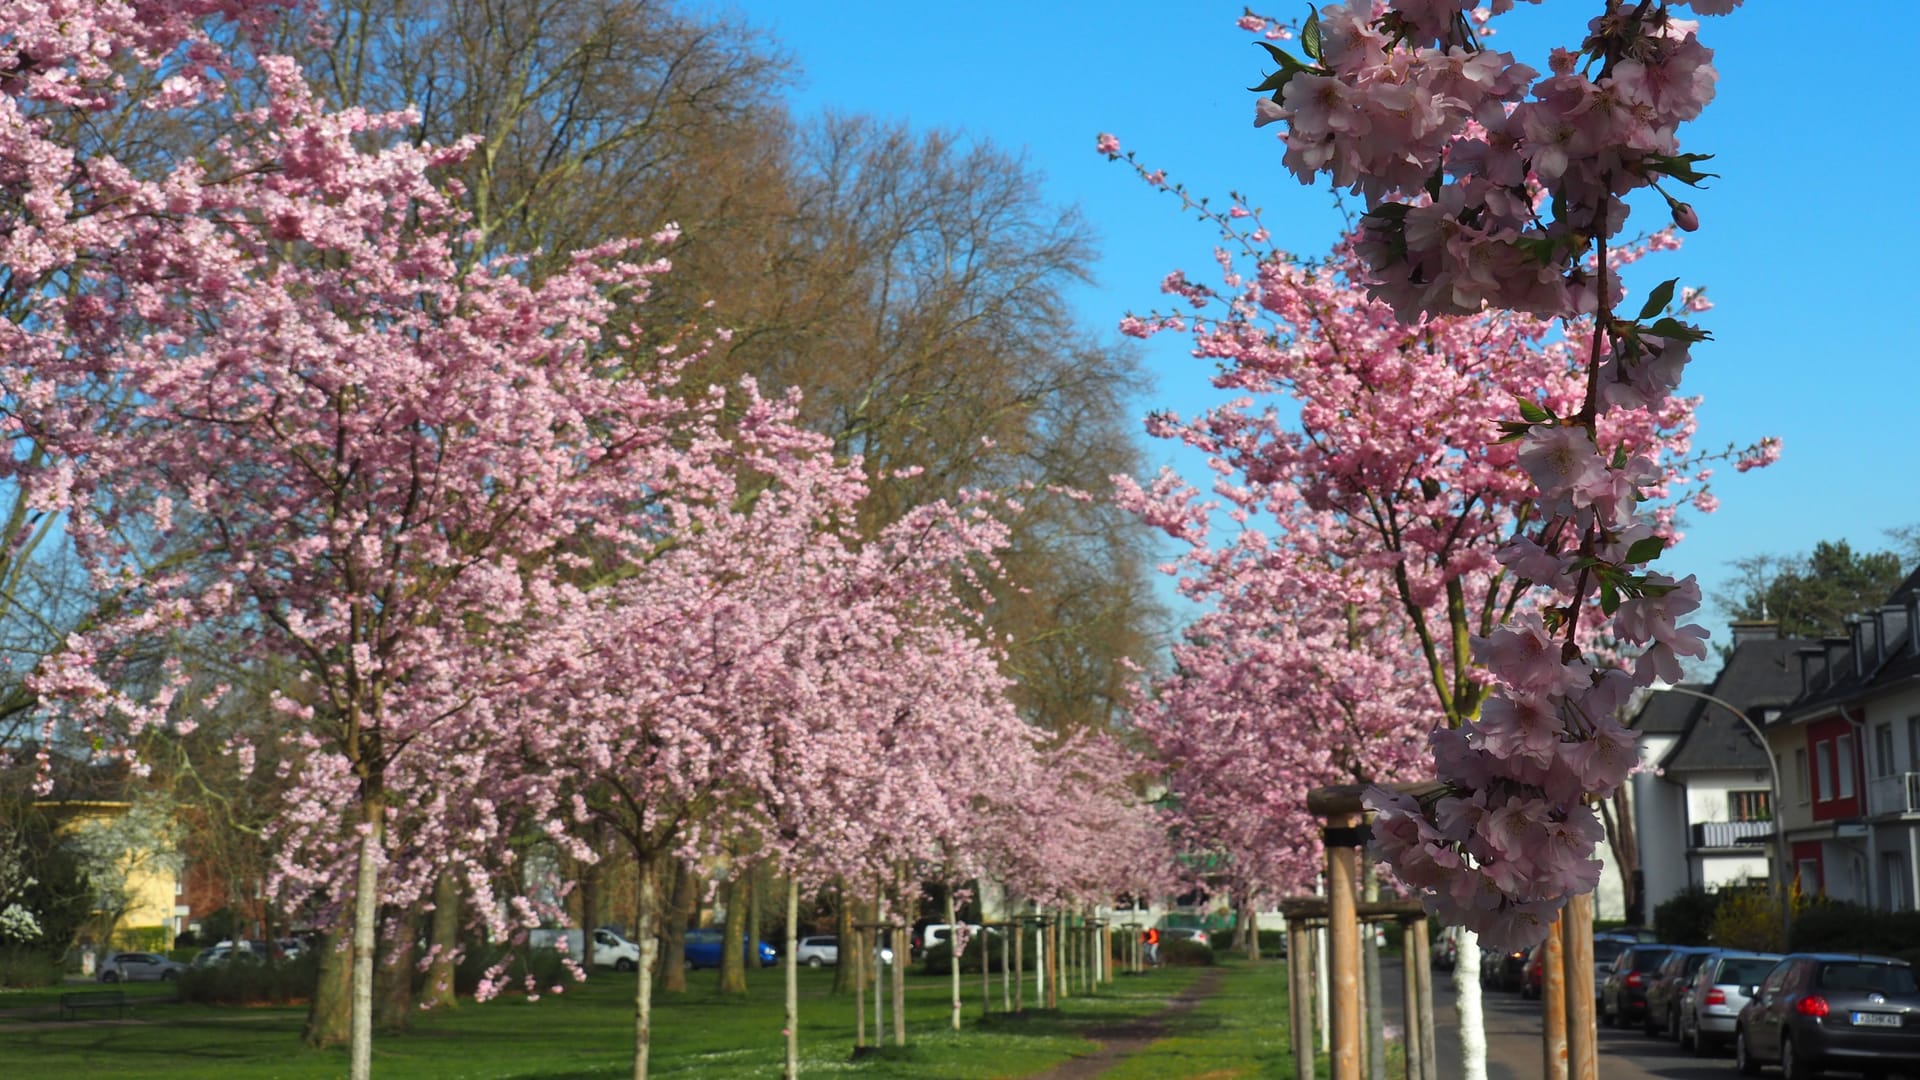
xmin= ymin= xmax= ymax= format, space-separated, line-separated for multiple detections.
xmin=1866 ymin=772 xmax=1920 ymax=817
xmin=1691 ymin=820 xmax=1773 ymax=849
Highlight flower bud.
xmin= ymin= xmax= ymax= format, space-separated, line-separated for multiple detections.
xmin=1671 ymin=202 xmax=1699 ymax=231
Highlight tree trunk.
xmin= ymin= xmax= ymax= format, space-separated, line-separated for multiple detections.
xmin=421 ymin=869 xmax=461 ymax=1010
xmin=830 ymin=885 xmax=855 ymax=995
xmin=718 ymin=870 xmax=748 ymax=994
xmin=748 ymin=863 xmax=765 ymax=964
xmin=1457 ymin=928 xmax=1487 ymax=1080
xmin=302 ymin=927 xmax=353 ymax=1048
xmin=349 ymin=793 xmax=384 ymax=1080
xmin=784 ymin=876 xmax=800 ymax=1079
xmin=374 ymin=904 xmax=417 ymax=1033
xmin=946 ymin=890 xmax=961 ymax=1031
xmin=660 ymin=859 xmax=693 ymax=993
xmin=1600 ymin=789 xmax=1641 ymax=922
xmin=1363 ymin=866 xmax=1384 ymax=1080
xmin=631 ymin=850 xmax=662 ymax=1080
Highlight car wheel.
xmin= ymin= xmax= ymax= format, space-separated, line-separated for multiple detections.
xmin=615 ymin=959 xmax=635 ymax=973
xmin=1668 ymin=1006 xmax=1682 ymax=1042
xmin=1735 ymin=1028 xmax=1761 ymax=1076
xmin=1780 ymin=1034 xmax=1815 ymax=1080
xmin=161 ymin=970 xmax=179 ymax=982
xmin=1677 ymin=1013 xmax=1693 ymax=1051
xmin=100 ymin=971 xmax=119 ymax=983
xmin=1644 ymin=1007 xmax=1661 ymax=1036
xmin=806 ymin=957 xmax=823 ymax=968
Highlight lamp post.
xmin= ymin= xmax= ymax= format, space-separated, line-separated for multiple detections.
xmin=1649 ymin=683 xmax=1792 ymax=947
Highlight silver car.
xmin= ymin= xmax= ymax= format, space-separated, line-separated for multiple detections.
xmin=97 ymin=951 xmax=185 ymax=982
xmin=794 ymin=935 xmax=839 ymax=968
xmin=1677 ymin=950 xmax=1780 ymax=1054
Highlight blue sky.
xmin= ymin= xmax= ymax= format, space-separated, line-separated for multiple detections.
xmin=723 ymin=1 xmax=1919 ymax=649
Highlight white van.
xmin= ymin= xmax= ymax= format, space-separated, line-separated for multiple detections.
xmin=527 ymin=927 xmax=644 ymax=971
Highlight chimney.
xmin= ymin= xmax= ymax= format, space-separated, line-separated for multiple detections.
xmin=1729 ymin=619 xmax=1781 ymax=647
xmin=1853 ymin=613 xmax=1876 ymax=677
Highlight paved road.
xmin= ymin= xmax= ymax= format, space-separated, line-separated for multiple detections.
xmin=1417 ymin=964 xmax=1743 ymax=1080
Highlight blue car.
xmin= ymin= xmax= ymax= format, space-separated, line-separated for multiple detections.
xmin=683 ymin=928 xmax=778 ymax=969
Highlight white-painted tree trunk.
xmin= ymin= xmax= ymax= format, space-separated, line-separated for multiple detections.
xmin=1457 ymin=928 xmax=1488 ymax=1080
xmin=349 ymin=802 xmax=383 ymax=1080
xmin=632 ymin=853 xmax=660 ymax=1080
xmin=783 ymin=877 xmax=799 ymax=1078
xmin=946 ymin=892 xmax=961 ymax=1031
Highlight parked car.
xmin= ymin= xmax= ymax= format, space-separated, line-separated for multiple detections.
xmin=191 ymin=942 xmax=261 ymax=968
xmin=795 ymin=935 xmax=839 ymax=968
xmin=1600 ymin=943 xmax=1674 ymax=1027
xmin=922 ymin=923 xmax=985 ymax=954
xmin=1484 ymin=943 xmax=1531 ymax=993
xmin=526 ymin=927 xmax=645 ymax=971
xmin=1734 ymin=953 xmax=1920 ymax=1078
xmin=97 ymin=951 xmax=185 ymax=982
xmin=1677 ymin=950 xmax=1781 ymax=1055
xmin=1643 ymin=946 xmax=1719 ymax=1036
xmin=1521 ymin=943 xmax=1547 ymax=1000
xmin=1433 ymin=927 xmax=1459 ymax=971
xmin=1159 ymin=926 xmax=1210 ymax=948
xmin=1592 ymin=931 xmax=1652 ymax=1001
xmin=682 ymin=928 xmax=777 ymax=970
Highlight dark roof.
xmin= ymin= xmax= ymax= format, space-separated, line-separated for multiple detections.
xmin=1628 ymin=684 xmax=1703 ymax=735
xmin=1780 ymin=570 xmax=1920 ymax=723
xmin=1661 ymin=637 xmax=1815 ymax=774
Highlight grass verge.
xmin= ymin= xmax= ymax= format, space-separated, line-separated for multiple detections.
xmin=0 ymin=964 xmax=1206 ymax=1078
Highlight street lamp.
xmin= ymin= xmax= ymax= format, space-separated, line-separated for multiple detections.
xmin=1648 ymin=682 xmax=1793 ymax=947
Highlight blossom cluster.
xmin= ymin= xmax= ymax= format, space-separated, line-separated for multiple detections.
xmin=1233 ymin=0 xmax=1753 ymax=946
xmin=1254 ymin=1 xmax=1736 ymax=324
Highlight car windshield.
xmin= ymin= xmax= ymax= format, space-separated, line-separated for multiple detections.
xmin=1594 ymin=940 xmax=1628 ymax=966
xmin=1681 ymin=952 xmax=1713 ymax=975
xmin=1631 ymin=948 xmax=1672 ymax=972
xmin=1717 ymin=958 xmax=1779 ymax=986
xmin=1817 ymin=963 xmax=1919 ymax=994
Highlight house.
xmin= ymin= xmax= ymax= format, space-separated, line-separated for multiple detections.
xmin=1765 ymin=568 xmax=1920 ymax=910
xmin=1630 ymin=622 xmax=1810 ymax=917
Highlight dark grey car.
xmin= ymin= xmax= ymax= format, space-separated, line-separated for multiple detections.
xmin=1734 ymin=953 xmax=1920 ymax=1078
xmin=1601 ymin=943 xmax=1674 ymax=1028
xmin=1644 ymin=945 xmax=1718 ymax=1036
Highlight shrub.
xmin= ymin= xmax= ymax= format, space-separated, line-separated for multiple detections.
xmin=0 ymin=947 xmax=64 ymax=988
xmin=454 ymin=945 xmax=572 ymax=996
xmin=1653 ymin=887 xmax=1720 ymax=946
xmin=1158 ymin=939 xmax=1214 ymax=967
xmin=920 ymin=934 xmax=1027 ymax=975
xmin=1712 ymin=889 xmax=1786 ymax=952
xmin=112 ymin=925 xmax=173 ymax=952
xmin=177 ymin=952 xmax=318 ymax=1006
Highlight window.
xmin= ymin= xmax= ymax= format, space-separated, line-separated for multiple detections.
xmin=1816 ymin=740 xmax=1833 ymax=801
xmin=1876 ymin=722 xmax=1896 ymax=777
xmin=1795 ymin=748 xmax=1810 ymax=804
xmin=1730 ymin=790 xmax=1772 ymax=822
xmin=1909 ymin=716 xmax=1920 ymax=773
xmin=1837 ymin=733 xmax=1856 ymax=798
xmin=1882 ymin=852 xmax=1910 ymax=911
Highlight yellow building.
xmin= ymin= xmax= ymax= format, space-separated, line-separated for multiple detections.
xmin=36 ymin=797 xmax=185 ymax=950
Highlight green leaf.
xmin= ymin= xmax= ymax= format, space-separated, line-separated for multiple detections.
xmin=1600 ymin=580 xmax=1621 ymax=615
xmin=1624 ymin=536 xmax=1666 ymax=564
xmin=1302 ymin=7 xmax=1324 ymax=63
xmin=1516 ymin=398 xmax=1551 ymax=424
xmin=1644 ymin=152 xmax=1719 ymax=187
xmin=1637 ymin=277 xmax=1679 ymax=321
xmin=1646 ymin=317 xmax=1712 ymax=343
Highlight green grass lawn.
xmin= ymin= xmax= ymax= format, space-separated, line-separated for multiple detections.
xmin=0 ymin=964 xmax=1216 ymax=1079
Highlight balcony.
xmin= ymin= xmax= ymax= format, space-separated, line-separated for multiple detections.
xmin=1691 ymin=820 xmax=1773 ymax=849
xmin=1867 ymin=772 xmax=1920 ymax=817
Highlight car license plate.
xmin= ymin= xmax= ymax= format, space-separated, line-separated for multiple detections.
xmin=1851 ymin=1012 xmax=1901 ymax=1028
